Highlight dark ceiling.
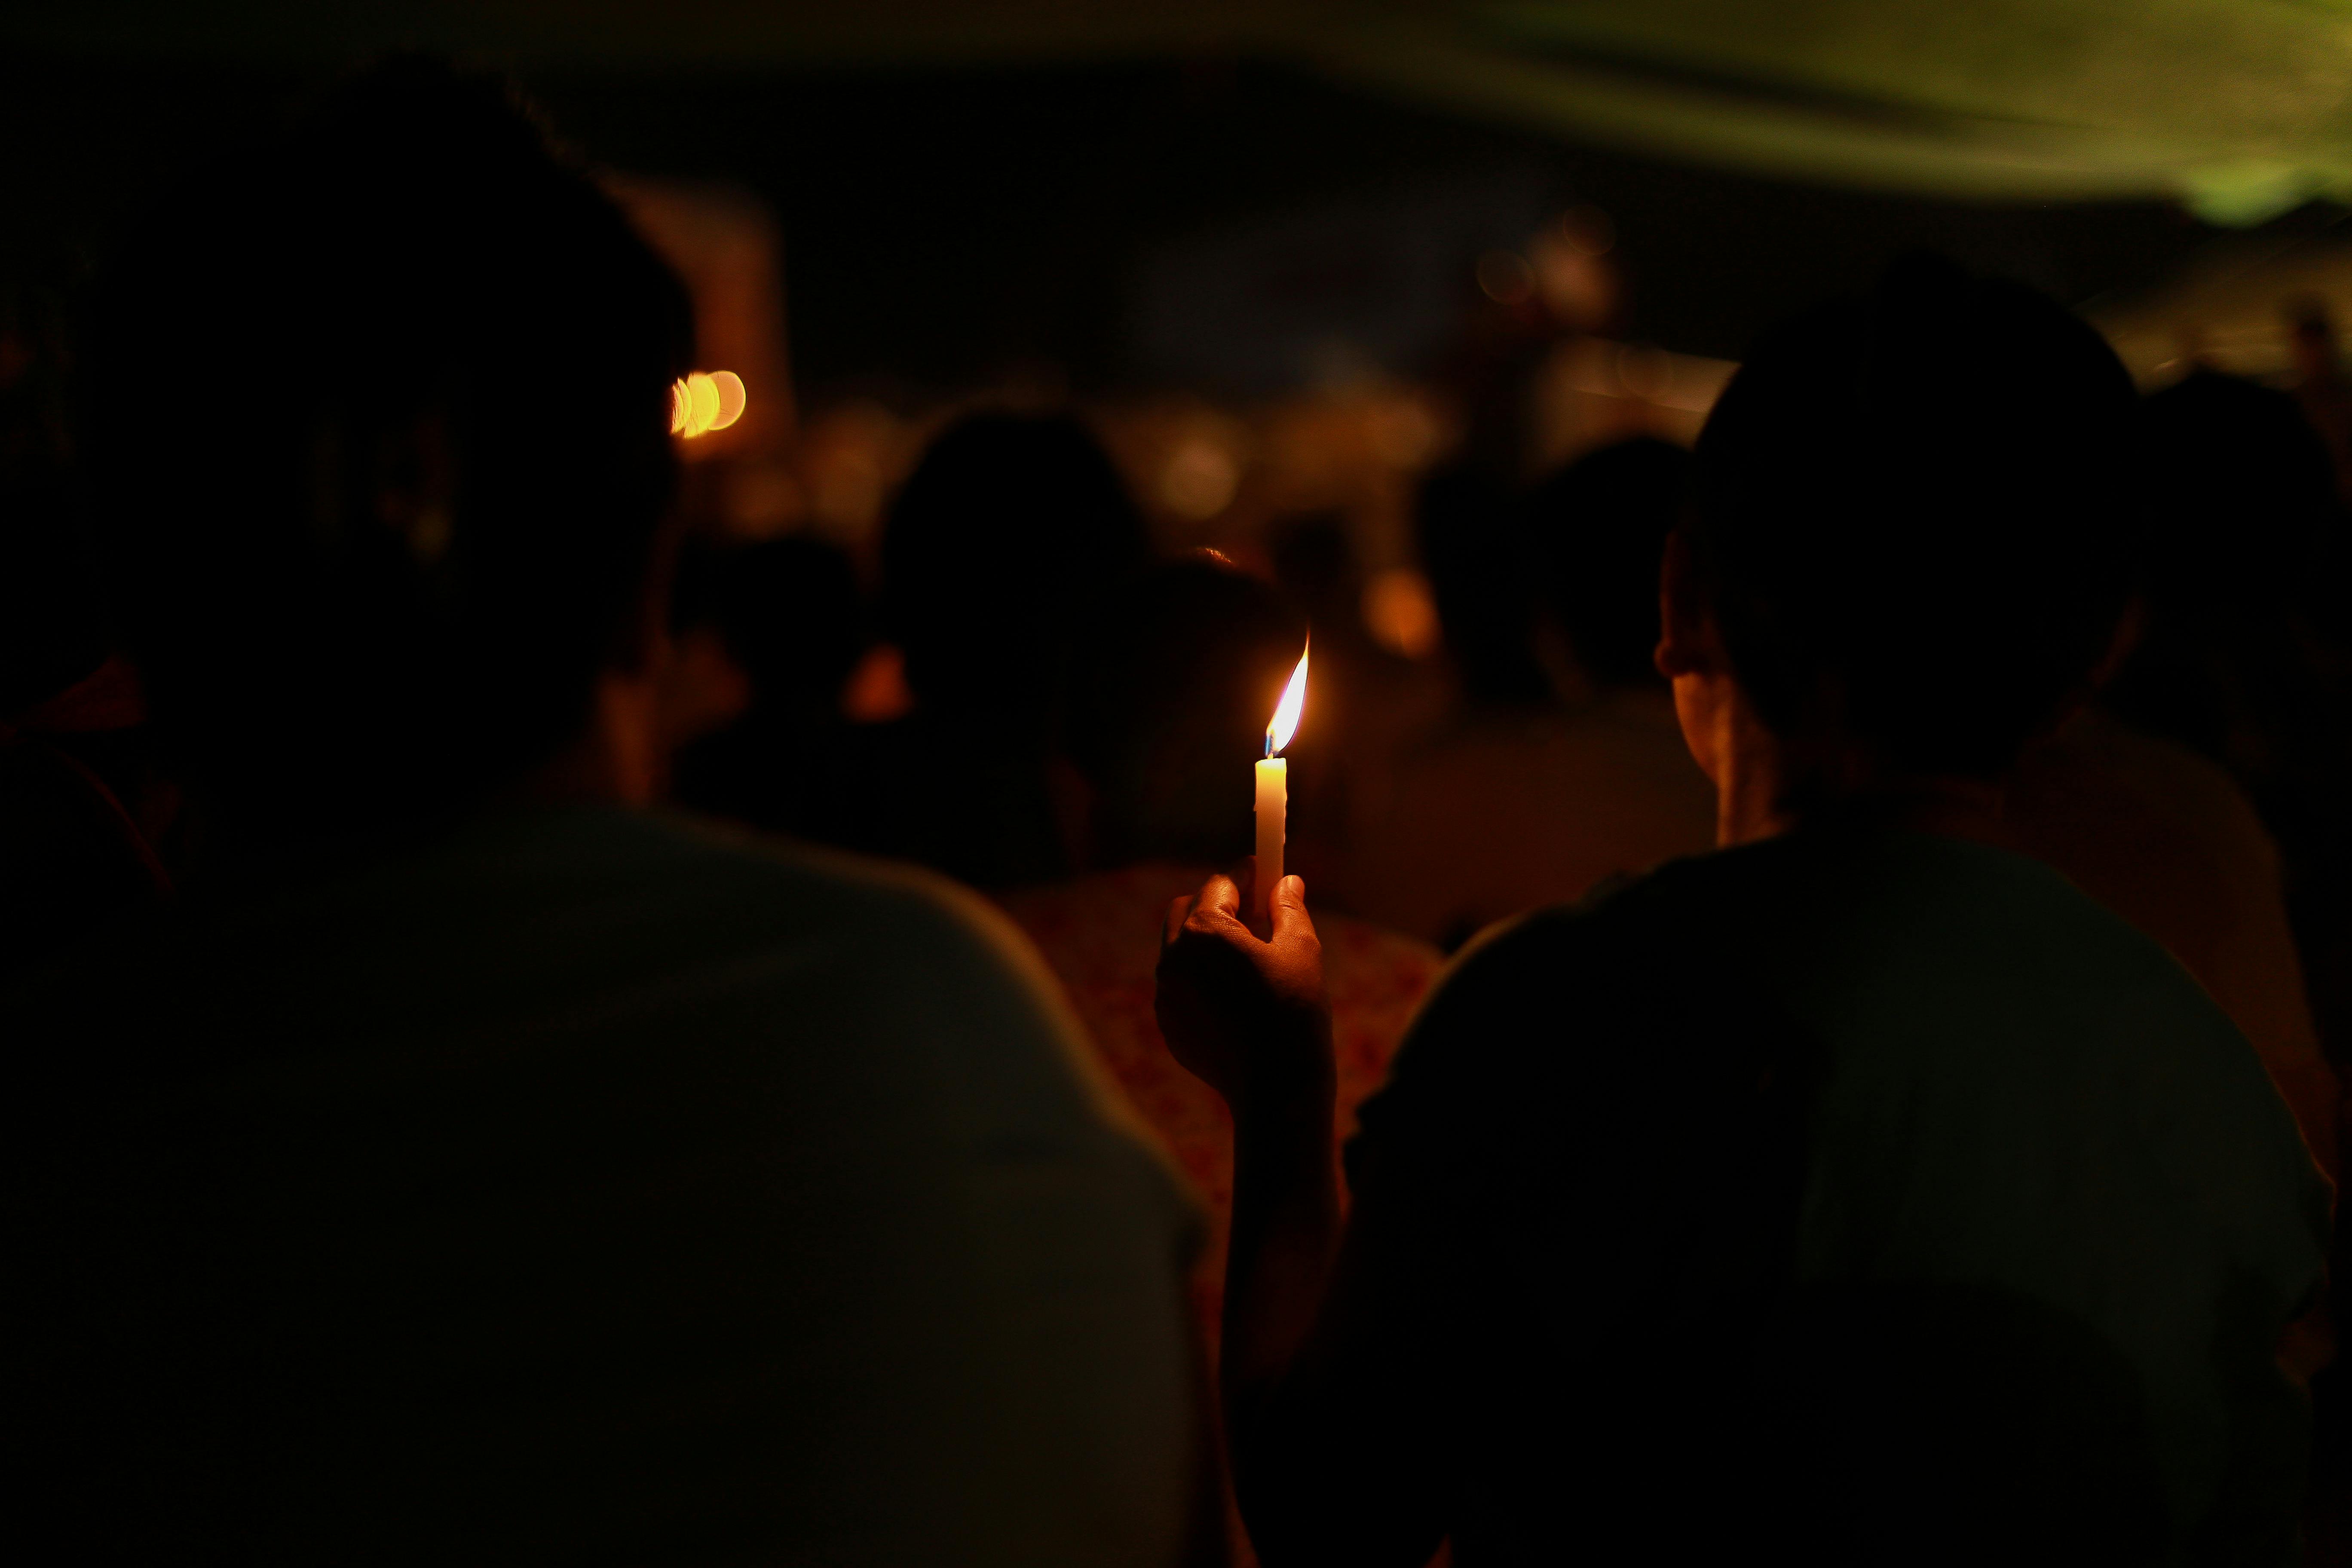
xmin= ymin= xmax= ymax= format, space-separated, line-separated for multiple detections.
xmin=0 ymin=50 xmax=2243 ymax=400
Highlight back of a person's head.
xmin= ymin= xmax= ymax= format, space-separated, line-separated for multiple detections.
xmin=89 ymin=58 xmax=691 ymax=841
xmin=1524 ymin=437 xmax=1692 ymax=691
xmin=879 ymin=411 xmax=1146 ymax=721
xmin=2136 ymin=369 xmax=2338 ymax=610
xmin=674 ymin=534 xmax=864 ymax=719
xmin=1691 ymin=256 xmax=2137 ymax=778
xmin=1067 ymin=557 xmax=1303 ymax=866
xmin=1415 ymin=464 xmax=1550 ymax=705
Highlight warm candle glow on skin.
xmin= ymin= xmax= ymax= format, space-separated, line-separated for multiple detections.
xmin=1254 ymin=643 xmax=1308 ymax=926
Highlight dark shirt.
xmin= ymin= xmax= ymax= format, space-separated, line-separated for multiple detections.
xmin=1308 ymin=827 xmax=2328 ymax=1565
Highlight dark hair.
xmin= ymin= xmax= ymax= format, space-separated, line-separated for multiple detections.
xmin=879 ymin=411 xmax=1146 ymax=723
xmin=673 ymin=535 xmax=865 ymax=718
xmin=88 ymin=58 xmax=692 ymax=835
xmin=1690 ymin=257 xmax=2136 ymax=778
xmin=1066 ymin=557 xmax=1304 ymax=865
xmin=1415 ymin=465 xmax=1550 ymax=705
xmin=1524 ymin=437 xmax=1691 ymax=690
xmin=2134 ymin=370 xmax=2337 ymax=609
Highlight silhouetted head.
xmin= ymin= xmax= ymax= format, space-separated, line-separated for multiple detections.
xmin=673 ymin=535 xmax=865 ymax=720
xmin=1415 ymin=465 xmax=1549 ymax=705
xmin=879 ymin=411 xmax=1146 ymax=726
xmin=2136 ymin=369 xmax=2337 ymax=610
xmin=1524 ymin=437 xmax=1691 ymax=691
xmin=89 ymin=58 xmax=691 ymax=845
xmin=1067 ymin=556 xmax=1304 ymax=866
xmin=1686 ymin=256 xmax=2136 ymax=779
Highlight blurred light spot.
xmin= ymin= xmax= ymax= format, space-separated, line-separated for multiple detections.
xmin=1477 ymin=248 xmax=1536 ymax=306
xmin=1369 ymin=396 xmax=1442 ymax=469
xmin=671 ymin=370 xmax=748 ymax=438
xmin=1363 ymin=567 xmax=1441 ymax=660
xmin=710 ymin=370 xmax=747 ymax=430
xmin=1161 ymin=436 xmax=1240 ymax=519
xmin=841 ymin=643 xmax=915 ymax=724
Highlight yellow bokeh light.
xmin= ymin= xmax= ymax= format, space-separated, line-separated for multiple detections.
xmin=671 ymin=370 xmax=750 ymax=439
xmin=710 ymin=370 xmax=747 ymax=431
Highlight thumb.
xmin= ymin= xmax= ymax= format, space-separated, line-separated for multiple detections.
xmin=1267 ymin=873 xmax=1316 ymax=946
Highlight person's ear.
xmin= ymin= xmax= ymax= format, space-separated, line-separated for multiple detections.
xmin=1654 ymin=527 xmax=1712 ymax=679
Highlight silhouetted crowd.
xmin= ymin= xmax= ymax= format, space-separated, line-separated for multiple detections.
xmin=4 ymin=61 xmax=2348 ymax=1567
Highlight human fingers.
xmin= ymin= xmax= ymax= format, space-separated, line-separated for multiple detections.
xmin=1185 ymin=869 xmax=1246 ymax=933
xmin=1267 ymin=874 xmax=1317 ymax=948
xmin=1164 ymin=894 xmax=1194 ymax=951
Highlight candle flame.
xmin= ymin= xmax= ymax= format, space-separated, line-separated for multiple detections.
xmin=1266 ymin=642 xmax=1308 ymax=756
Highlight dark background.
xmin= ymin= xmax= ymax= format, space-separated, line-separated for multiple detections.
xmin=0 ymin=49 xmax=2240 ymax=399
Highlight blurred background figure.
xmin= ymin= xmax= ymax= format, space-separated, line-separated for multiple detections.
xmin=857 ymin=410 xmax=1149 ymax=887
xmin=665 ymin=533 xmax=867 ymax=841
xmin=1412 ymin=465 xmax=1549 ymax=710
xmin=1332 ymin=437 xmax=1715 ymax=949
xmin=2008 ymin=711 xmax=2340 ymax=1187
xmin=0 ymin=265 xmax=174 ymax=970
xmin=2097 ymin=372 xmax=2352 ymax=1117
xmin=2288 ymin=296 xmax=2352 ymax=510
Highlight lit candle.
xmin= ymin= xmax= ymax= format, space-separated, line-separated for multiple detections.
xmin=1254 ymin=643 xmax=1309 ymax=928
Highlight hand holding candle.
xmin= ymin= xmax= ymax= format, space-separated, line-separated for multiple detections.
xmin=1254 ymin=643 xmax=1309 ymax=929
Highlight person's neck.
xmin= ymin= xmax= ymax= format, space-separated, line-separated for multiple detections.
xmin=1714 ymin=722 xmax=2011 ymax=851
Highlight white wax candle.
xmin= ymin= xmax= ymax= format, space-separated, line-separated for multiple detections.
xmin=1254 ymin=755 xmax=1287 ymax=925
xmin=1254 ymin=643 xmax=1309 ymax=928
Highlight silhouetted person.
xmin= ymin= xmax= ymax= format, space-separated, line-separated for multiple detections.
xmin=0 ymin=267 xmax=173 ymax=968
xmin=2117 ymin=362 xmax=2352 ymax=1556
xmin=1157 ymin=259 xmax=2330 ymax=1565
xmin=1525 ymin=435 xmax=1688 ymax=694
xmin=856 ymin=410 xmax=1148 ymax=887
xmin=1334 ymin=438 xmax=1712 ymax=948
xmin=2007 ymin=710 xmax=2339 ymax=1182
xmin=667 ymin=533 xmax=867 ymax=841
xmin=1000 ymin=559 xmax=1442 ymax=1568
xmin=2288 ymin=296 xmax=2352 ymax=511
xmin=1415 ymin=466 xmax=1549 ymax=709
xmin=6 ymin=62 xmax=1204 ymax=1565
